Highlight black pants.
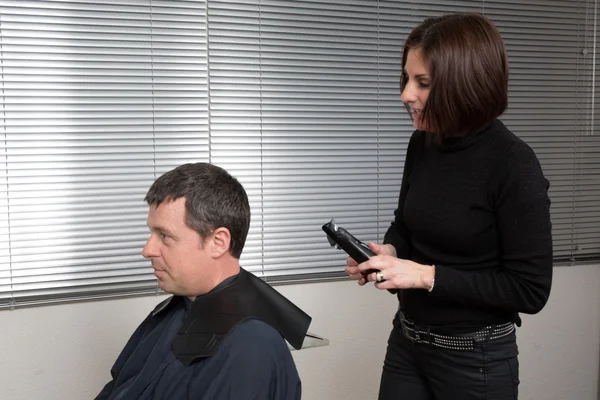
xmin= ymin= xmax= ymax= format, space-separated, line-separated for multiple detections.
xmin=378 ymin=316 xmax=519 ymax=400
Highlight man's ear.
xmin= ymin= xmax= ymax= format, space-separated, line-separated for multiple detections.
xmin=210 ymin=227 xmax=231 ymax=258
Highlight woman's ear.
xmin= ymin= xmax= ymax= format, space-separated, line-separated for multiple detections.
xmin=210 ymin=227 xmax=231 ymax=258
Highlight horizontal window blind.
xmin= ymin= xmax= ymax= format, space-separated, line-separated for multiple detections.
xmin=372 ymin=0 xmax=600 ymax=261
xmin=0 ymin=0 xmax=208 ymax=308
xmin=209 ymin=0 xmax=410 ymax=281
xmin=0 ymin=0 xmax=598 ymax=309
xmin=484 ymin=0 xmax=599 ymax=261
xmin=207 ymin=0 xmax=264 ymax=277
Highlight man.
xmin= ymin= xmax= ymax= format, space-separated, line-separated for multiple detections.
xmin=96 ymin=163 xmax=311 ymax=400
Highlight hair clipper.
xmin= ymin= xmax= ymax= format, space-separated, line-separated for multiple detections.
xmin=322 ymin=219 xmax=377 ymax=274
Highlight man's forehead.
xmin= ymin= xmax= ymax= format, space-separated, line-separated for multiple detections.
xmin=147 ymin=197 xmax=187 ymax=224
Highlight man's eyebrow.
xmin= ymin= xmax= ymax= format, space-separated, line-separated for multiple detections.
xmin=149 ymin=225 xmax=174 ymax=236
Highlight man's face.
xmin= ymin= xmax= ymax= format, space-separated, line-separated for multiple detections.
xmin=142 ymin=197 xmax=213 ymax=297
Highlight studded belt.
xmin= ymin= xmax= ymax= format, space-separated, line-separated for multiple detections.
xmin=398 ymin=312 xmax=515 ymax=351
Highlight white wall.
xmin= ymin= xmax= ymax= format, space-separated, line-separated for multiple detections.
xmin=0 ymin=264 xmax=598 ymax=400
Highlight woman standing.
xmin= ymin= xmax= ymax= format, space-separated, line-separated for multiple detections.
xmin=345 ymin=13 xmax=553 ymax=400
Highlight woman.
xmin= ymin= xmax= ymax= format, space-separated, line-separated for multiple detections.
xmin=345 ymin=13 xmax=552 ymax=400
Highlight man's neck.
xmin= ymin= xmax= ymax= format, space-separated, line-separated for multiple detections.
xmin=186 ymin=260 xmax=241 ymax=301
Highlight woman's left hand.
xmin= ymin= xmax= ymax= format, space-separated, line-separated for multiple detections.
xmin=357 ymin=254 xmax=435 ymax=291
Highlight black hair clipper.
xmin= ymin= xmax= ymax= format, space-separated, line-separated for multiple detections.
xmin=322 ymin=219 xmax=377 ymax=274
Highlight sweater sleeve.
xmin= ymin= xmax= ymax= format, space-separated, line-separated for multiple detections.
xmin=383 ymin=130 xmax=422 ymax=259
xmin=429 ymin=143 xmax=553 ymax=315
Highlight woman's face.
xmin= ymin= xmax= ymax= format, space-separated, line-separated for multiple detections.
xmin=401 ymin=48 xmax=431 ymax=130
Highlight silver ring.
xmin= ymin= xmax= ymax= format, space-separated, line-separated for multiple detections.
xmin=376 ymin=271 xmax=384 ymax=282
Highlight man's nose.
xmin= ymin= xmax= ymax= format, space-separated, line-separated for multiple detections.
xmin=142 ymin=236 xmax=158 ymax=259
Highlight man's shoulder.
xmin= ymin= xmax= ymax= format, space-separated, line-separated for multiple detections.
xmin=227 ymin=318 xmax=289 ymax=347
xmin=186 ymin=320 xmax=301 ymax=399
xmin=221 ymin=319 xmax=292 ymax=360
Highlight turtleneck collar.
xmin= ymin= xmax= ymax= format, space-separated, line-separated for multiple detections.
xmin=437 ymin=120 xmax=499 ymax=153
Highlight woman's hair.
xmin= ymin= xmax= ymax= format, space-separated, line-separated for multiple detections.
xmin=401 ymin=13 xmax=509 ymax=138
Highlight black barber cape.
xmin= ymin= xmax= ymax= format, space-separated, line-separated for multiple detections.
xmin=95 ymin=268 xmax=311 ymax=400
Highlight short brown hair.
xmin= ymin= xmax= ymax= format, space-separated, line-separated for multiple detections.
xmin=144 ymin=163 xmax=250 ymax=259
xmin=401 ymin=13 xmax=509 ymax=138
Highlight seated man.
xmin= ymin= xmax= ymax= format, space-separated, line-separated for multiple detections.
xmin=96 ymin=163 xmax=311 ymax=400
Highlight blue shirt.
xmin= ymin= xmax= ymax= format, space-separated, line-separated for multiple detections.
xmin=96 ymin=290 xmax=301 ymax=399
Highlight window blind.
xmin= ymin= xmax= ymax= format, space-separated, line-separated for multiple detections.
xmin=0 ymin=0 xmax=208 ymax=308
xmin=209 ymin=0 xmax=410 ymax=280
xmin=484 ymin=0 xmax=599 ymax=261
xmin=0 ymin=0 xmax=598 ymax=309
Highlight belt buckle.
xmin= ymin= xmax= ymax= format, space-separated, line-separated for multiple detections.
xmin=400 ymin=314 xmax=428 ymax=344
xmin=400 ymin=314 xmax=417 ymax=342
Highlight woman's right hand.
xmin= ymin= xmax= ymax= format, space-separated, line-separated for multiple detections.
xmin=344 ymin=243 xmax=397 ymax=285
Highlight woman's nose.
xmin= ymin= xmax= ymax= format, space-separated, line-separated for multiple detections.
xmin=401 ymin=82 xmax=416 ymax=104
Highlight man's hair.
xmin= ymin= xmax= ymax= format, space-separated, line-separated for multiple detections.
xmin=144 ymin=163 xmax=250 ymax=259
xmin=401 ymin=13 xmax=509 ymax=139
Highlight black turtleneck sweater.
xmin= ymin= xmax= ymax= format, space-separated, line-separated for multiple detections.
xmin=384 ymin=119 xmax=553 ymax=332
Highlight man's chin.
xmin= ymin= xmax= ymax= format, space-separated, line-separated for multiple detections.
xmin=156 ymin=278 xmax=172 ymax=292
